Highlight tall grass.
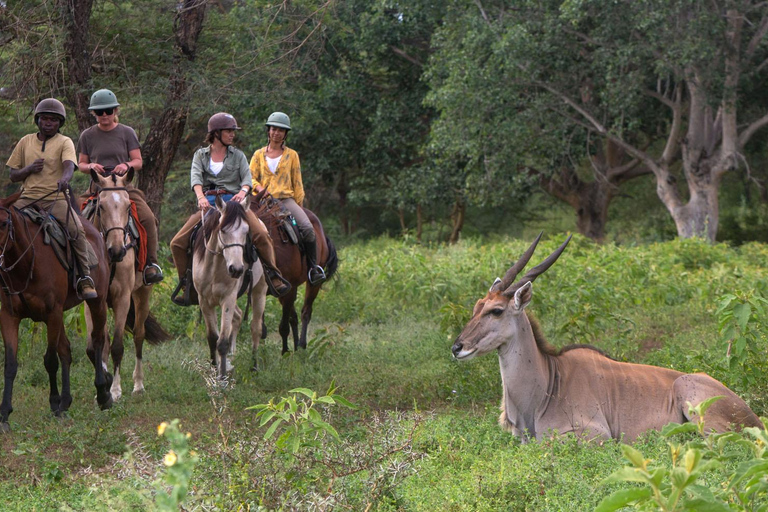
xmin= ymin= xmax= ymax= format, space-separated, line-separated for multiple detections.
xmin=0 ymin=235 xmax=766 ymax=510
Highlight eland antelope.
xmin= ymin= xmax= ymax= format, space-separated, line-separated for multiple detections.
xmin=451 ymin=234 xmax=761 ymax=442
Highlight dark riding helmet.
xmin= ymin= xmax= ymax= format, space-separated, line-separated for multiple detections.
xmin=34 ymin=98 xmax=67 ymax=128
xmin=207 ymin=112 xmax=242 ymax=133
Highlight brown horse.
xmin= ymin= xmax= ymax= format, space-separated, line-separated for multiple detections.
xmin=251 ymin=197 xmax=338 ymax=354
xmin=85 ymin=170 xmax=171 ymax=400
xmin=0 ymin=191 xmax=113 ymax=432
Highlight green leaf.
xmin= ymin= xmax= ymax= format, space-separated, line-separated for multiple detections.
xmin=315 ymin=396 xmax=336 ymax=405
xmin=594 ymin=488 xmax=652 ymax=512
xmin=601 ymin=467 xmax=650 ymax=485
xmin=662 ymin=422 xmax=698 ymax=436
xmin=331 ymin=395 xmax=357 ymax=408
xmin=733 ymin=303 xmax=752 ymax=331
xmin=263 ymin=418 xmax=284 ymax=440
xmin=620 ymin=444 xmax=647 ymax=468
xmin=258 ymin=411 xmax=277 ymax=427
xmin=680 ymin=498 xmax=731 ymax=512
xmin=290 ymin=388 xmax=316 ymax=399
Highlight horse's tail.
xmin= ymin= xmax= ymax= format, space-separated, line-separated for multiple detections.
xmin=125 ymin=298 xmax=173 ymax=345
xmin=324 ymin=234 xmax=339 ymax=280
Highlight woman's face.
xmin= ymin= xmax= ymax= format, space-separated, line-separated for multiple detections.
xmin=93 ymin=107 xmax=118 ymax=127
xmin=268 ymin=126 xmax=287 ymax=144
xmin=219 ymin=129 xmax=236 ymax=146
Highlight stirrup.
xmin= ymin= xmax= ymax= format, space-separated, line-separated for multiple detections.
xmin=170 ymin=277 xmax=189 ymax=307
xmin=264 ymin=268 xmax=292 ymax=298
xmin=143 ymin=263 xmax=164 ymax=286
xmin=308 ymin=265 xmax=326 ymax=286
xmin=76 ymin=276 xmax=98 ymax=300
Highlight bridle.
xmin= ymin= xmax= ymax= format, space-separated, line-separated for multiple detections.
xmin=95 ymin=186 xmax=133 ymax=247
xmin=0 ymin=205 xmax=42 ymax=301
xmin=205 ymin=210 xmax=247 ymax=257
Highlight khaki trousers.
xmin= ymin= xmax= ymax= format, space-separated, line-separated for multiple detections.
xmin=170 ymin=209 xmax=279 ymax=280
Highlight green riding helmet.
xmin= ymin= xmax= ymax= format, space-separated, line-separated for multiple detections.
xmin=89 ymin=89 xmax=120 ymax=110
xmin=207 ymin=112 xmax=242 ymax=132
xmin=34 ymin=98 xmax=67 ymax=127
xmin=265 ymin=111 xmax=291 ymax=131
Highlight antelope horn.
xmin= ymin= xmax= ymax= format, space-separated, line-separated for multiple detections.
xmin=492 ymin=232 xmax=543 ymax=293
xmin=502 ymin=234 xmax=572 ymax=297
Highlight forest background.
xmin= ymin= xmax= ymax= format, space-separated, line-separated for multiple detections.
xmin=1 ymin=0 xmax=768 ymax=245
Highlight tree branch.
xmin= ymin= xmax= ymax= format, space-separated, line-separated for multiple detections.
xmin=738 ymin=110 xmax=768 ymax=148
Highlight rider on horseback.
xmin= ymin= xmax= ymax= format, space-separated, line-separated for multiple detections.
xmin=77 ymin=89 xmax=164 ymax=286
xmin=249 ymin=112 xmax=326 ymax=285
xmin=170 ymin=112 xmax=291 ymax=305
xmin=5 ymin=98 xmax=98 ymax=299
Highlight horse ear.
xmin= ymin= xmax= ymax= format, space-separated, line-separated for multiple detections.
xmin=215 ymin=194 xmax=225 ymax=212
xmin=126 ymin=167 xmax=134 ymax=183
xmin=90 ymin=168 xmax=101 ymax=184
xmin=240 ymin=193 xmax=251 ymax=208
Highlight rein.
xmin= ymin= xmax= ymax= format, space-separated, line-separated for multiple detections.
xmin=0 ymin=205 xmax=42 ymax=307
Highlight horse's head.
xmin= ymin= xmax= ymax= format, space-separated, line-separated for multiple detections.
xmin=92 ymin=170 xmax=131 ymax=262
xmin=215 ymin=195 xmax=250 ymax=278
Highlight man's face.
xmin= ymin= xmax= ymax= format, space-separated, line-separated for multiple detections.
xmin=37 ymin=114 xmax=62 ymax=137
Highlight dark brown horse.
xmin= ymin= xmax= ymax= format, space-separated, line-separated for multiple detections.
xmin=0 ymin=192 xmax=113 ymax=432
xmin=251 ymin=198 xmax=338 ymax=354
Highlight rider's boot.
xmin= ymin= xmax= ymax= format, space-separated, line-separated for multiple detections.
xmin=263 ymin=264 xmax=291 ymax=298
xmin=304 ymin=241 xmax=326 ymax=286
xmin=143 ymin=261 xmax=164 ymax=285
xmin=71 ymin=230 xmax=98 ymax=299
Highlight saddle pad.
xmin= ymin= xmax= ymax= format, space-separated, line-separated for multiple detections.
xmin=19 ymin=208 xmax=71 ymax=271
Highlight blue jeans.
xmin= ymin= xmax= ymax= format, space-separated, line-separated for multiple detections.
xmin=206 ymin=193 xmax=234 ymax=207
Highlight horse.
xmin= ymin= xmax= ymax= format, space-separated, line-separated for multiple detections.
xmin=85 ymin=170 xmax=171 ymax=400
xmin=251 ymin=197 xmax=338 ymax=354
xmin=0 ymin=191 xmax=113 ymax=432
xmin=193 ymin=195 xmax=267 ymax=379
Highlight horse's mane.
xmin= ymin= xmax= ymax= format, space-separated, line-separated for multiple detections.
xmin=192 ymin=201 xmax=247 ymax=260
xmin=527 ymin=311 xmax=614 ymax=360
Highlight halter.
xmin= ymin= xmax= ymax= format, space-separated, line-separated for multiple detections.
xmin=95 ymin=186 xmax=131 ymax=240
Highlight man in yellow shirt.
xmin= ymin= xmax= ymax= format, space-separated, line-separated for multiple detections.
xmin=5 ymin=99 xmax=98 ymax=299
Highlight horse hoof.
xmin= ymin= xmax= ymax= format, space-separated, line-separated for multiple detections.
xmin=132 ymin=387 xmax=145 ymax=396
xmin=0 ymin=422 xmax=10 ymax=434
xmin=99 ymin=396 xmax=113 ymax=411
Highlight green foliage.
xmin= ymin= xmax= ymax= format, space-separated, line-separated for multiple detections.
xmin=597 ymin=399 xmax=768 ymax=512
xmin=716 ymin=288 xmax=768 ymax=389
xmin=154 ymin=419 xmax=199 ymax=511
xmin=248 ymin=381 xmax=355 ymax=455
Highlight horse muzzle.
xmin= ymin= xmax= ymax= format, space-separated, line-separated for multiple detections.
xmin=108 ymin=245 xmax=126 ymax=262
xmin=228 ymin=265 xmax=244 ymax=278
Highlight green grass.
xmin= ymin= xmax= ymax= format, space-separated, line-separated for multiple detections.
xmin=1 ymin=235 xmax=766 ymax=510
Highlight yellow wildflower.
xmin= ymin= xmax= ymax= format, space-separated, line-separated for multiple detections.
xmin=157 ymin=422 xmax=168 ymax=436
xmin=163 ymin=450 xmax=178 ymax=466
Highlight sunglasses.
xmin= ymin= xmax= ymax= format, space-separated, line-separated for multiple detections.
xmin=94 ymin=108 xmax=114 ymax=116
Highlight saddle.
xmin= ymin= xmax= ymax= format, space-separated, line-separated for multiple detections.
xmin=81 ymin=195 xmax=148 ymax=271
xmin=258 ymin=195 xmax=301 ymax=246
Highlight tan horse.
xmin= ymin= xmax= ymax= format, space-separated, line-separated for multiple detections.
xmin=193 ymin=196 xmax=267 ymax=380
xmin=451 ymin=234 xmax=761 ymax=442
xmin=86 ymin=170 xmax=170 ymax=400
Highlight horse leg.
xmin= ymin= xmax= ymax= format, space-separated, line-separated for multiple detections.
xmin=55 ymin=330 xmax=73 ymax=416
xmin=231 ymin=305 xmax=243 ymax=358
xmin=298 ymin=285 xmax=321 ymax=350
xmin=131 ymin=285 xmax=151 ymax=395
xmin=290 ymin=307 xmax=300 ymax=351
xmin=250 ymin=278 xmax=268 ymax=372
xmin=110 ymin=292 xmax=130 ymax=402
xmin=199 ymin=299 xmax=219 ymax=367
xmin=0 ymin=313 xmax=21 ymax=431
xmin=216 ymin=296 xmax=238 ymax=379
xmin=43 ymin=313 xmax=63 ymax=415
xmin=85 ymin=297 xmax=113 ymax=410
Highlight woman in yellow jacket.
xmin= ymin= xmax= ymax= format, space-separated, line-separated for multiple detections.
xmin=249 ymin=112 xmax=325 ymax=285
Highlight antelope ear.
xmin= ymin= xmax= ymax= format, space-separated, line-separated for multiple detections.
xmin=513 ymin=282 xmax=533 ymax=311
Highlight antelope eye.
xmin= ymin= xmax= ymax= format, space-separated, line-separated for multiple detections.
xmin=489 ymin=308 xmax=504 ymax=317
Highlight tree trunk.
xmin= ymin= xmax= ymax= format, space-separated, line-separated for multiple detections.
xmin=137 ymin=0 xmax=207 ymax=219
xmin=58 ymin=0 xmax=95 ymax=131
xmin=398 ymin=208 xmax=406 ymax=233
xmin=448 ymin=198 xmax=465 ymax=244
xmin=416 ymin=204 xmax=423 ymax=242
xmin=337 ymin=171 xmax=349 ymax=236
